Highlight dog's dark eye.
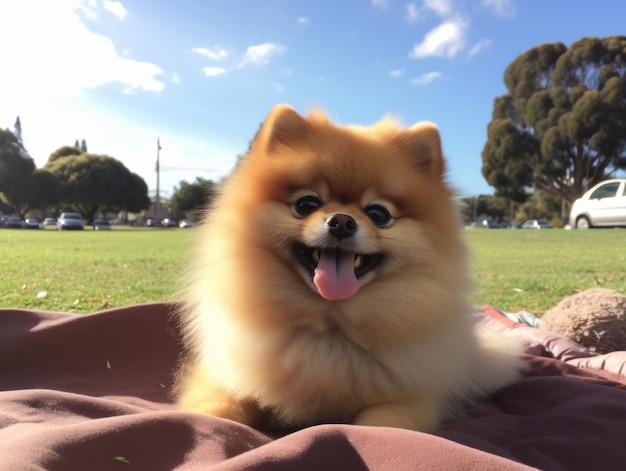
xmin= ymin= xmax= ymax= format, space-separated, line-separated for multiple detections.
xmin=365 ymin=204 xmax=392 ymax=227
xmin=294 ymin=195 xmax=322 ymax=216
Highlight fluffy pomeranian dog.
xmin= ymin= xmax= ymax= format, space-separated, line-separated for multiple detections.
xmin=175 ymin=104 xmax=522 ymax=432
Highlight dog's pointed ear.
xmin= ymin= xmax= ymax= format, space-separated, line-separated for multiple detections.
xmin=254 ymin=104 xmax=309 ymax=154
xmin=395 ymin=122 xmax=445 ymax=178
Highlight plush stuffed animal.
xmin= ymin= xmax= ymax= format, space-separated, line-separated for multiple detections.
xmin=540 ymin=288 xmax=626 ymax=354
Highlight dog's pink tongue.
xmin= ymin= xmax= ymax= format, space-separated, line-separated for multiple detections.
xmin=313 ymin=250 xmax=359 ymax=301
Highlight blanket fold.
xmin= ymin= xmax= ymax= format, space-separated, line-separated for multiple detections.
xmin=1 ymin=303 xmax=625 ymax=470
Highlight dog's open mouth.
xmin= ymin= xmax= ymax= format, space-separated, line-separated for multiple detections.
xmin=291 ymin=242 xmax=383 ymax=301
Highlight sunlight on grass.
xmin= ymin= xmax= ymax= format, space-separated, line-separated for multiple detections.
xmin=466 ymin=229 xmax=626 ymax=314
xmin=1 ymin=227 xmax=625 ymax=315
xmin=0 ymin=228 xmax=193 ymax=313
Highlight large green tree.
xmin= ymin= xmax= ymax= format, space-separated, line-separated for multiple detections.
xmin=482 ymin=35 xmax=626 ymax=203
xmin=45 ymin=152 xmax=150 ymax=222
xmin=124 ymin=172 xmax=151 ymax=214
xmin=0 ymin=128 xmax=36 ymax=217
xmin=47 ymin=145 xmax=84 ymax=164
xmin=4 ymin=169 xmax=59 ymax=218
xmin=170 ymin=177 xmax=216 ymax=220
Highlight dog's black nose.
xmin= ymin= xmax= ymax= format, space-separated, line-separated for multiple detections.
xmin=326 ymin=214 xmax=357 ymax=239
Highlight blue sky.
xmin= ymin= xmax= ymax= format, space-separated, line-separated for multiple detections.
xmin=2 ymin=0 xmax=625 ymax=199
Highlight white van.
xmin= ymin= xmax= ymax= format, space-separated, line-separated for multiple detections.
xmin=569 ymin=179 xmax=626 ymax=229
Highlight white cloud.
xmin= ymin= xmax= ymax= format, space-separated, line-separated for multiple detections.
xmin=202 ymin=66 xmax=227 ymax=77
xmin=239 ymin=42 xmax=287 ymax=67
xmin=371 ymin=0 xmax=389 ymax=10
xmin=0 ymin=2 xmax=164 ymax=99
xmin=409 ymin=16 xmax=468 ymax=58
xmin=481 ymin=0 xmax=515 ymax=17
xmin=192 ymin=46 xmax=229 ymax=61
xmin=423 ymin=0 xmax=455 ymax=17
xmin=114 ymin=60 xmax=164 ymax=93
xmin=408 ymin=71 xmax=443 ymax=86
xmin=297 ymin=17 xmax=309 ymax=25
xmin=171 ymin=72 xmax=182 ymax=83
xmin=468 ymin=39 xmax=492 ymax=57
xmin=389 ymin=69 xmax=405 ymax=78
xmin=76 ymin=0 xmax=99 ymax=19
xmin=405 ymin=3 xmax=420 ymax=23
xmin=102 ymin=0 xmax=127 ymax=20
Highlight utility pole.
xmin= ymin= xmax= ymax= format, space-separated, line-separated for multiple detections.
xmin=156 ymin=138 xmax=161 ymax=226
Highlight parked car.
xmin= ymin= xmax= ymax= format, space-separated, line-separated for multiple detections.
xmin=57 ymin=212 xmax=85 ymax=230
xmin=469 ymin=219 xmax=502 ymax=229
xmin=521 ymin=219 xmax=553 ymax=229
xmin=483 ymin=219 xmax=501 ymax=228
xmin=569 ymin=178 xmax=626 ymax=229
xmin=22 ymin=218 xmax=41 ymax=229
xmin=179 ymin=219 xmax=194 ymax=228
xmin=162 ymin=218 xmax=177 ymax=228
xmin=92 ymin=218 xmax=111 ymax=230
xmin=3 ymin=215 xmax=22 ymax=228
xmin=41 ymin=217 xmax=57 ymax=228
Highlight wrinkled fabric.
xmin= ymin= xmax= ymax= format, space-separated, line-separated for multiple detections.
xmin=1 ymin=303 xmax=625 ymax=470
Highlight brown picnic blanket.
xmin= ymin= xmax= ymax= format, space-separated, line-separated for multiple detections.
xmin=1 ymin=303 xmax=626 ymax=471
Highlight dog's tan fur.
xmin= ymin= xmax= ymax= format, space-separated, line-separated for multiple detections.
xmin=175 ymin=105 xmax=522 ymax=432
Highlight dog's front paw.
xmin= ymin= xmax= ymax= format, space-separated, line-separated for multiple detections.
xmin=176 ymin=364 xmax=262 ymax=427
xmin=179 ymin=388 xmax=261 ymax=426
xmin=353 ymin=398 xmax=440 ymax=432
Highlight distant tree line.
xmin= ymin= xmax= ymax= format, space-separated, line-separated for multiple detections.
xmin=0 ymin=121 xmax=218 ymax=224
xmin=0 ymin=125 xmax=150 ymax=223
xmin=460 ymin=191 xmax=565 ymax=228
xmin=169 ymin=177 xmax=217 ymax=221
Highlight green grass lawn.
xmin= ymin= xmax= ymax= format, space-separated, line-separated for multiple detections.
xmin=0 ymin=227 xmax=192 ymax=313
xmin=466 ymin=228 xmax=626 ymax=314
xmin=1 ymin=226 xmax=625 ymax=315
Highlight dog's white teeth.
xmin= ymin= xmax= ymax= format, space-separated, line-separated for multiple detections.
xmin=354 ymin=255 xmax=364 ymax=268
xmin=312 ymin=249 xmax=321 ymax=264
